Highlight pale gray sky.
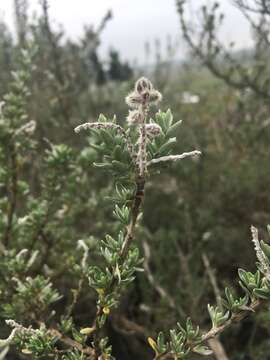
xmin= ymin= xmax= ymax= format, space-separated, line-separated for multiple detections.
xmin=0 ymin=0 xmax=252 ymax=64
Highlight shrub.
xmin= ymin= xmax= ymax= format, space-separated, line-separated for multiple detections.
xmin=1 ymin=49 xmax=270 ymax=360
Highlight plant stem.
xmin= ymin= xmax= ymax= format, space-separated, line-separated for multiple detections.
xmin=152 ymin=299 xmax=265 ymax=360
xmin=199 ymin=299 xmax=264 ymax=344
xmin=120 ymin=176 xmax=145 ymax=258
xmin=92 ymin=175 xmax=145 ymax=358
xmin=49 ymin=328 xmax=95 ymax=357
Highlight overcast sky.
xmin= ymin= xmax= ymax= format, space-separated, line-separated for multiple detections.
xmin=0 ymin=0 xmax=252 ymax=64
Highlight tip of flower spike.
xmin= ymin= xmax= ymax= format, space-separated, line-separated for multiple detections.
xmin=126 ymin=77 xmax=162 ymax=109
xmin=74 ymin=126 xmax=81 ymax=133
xmin=135 ymin=77 xmax=153 ymax=94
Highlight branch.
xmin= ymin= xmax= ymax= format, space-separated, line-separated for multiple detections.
xmin=49 ymin=328 xmax=95 ymax=357
xmin=202 ymin=253 xmax=222 ymax=309
xmin=120 ymin=176 xmax=145 ymax=258
xmin=0 ymin=329 xmax=17 ymax=349
xmin=91 ymin=175 xmax=145 ymax=358
xmin=142 ymin=239 xmax=185 ymax=317
xmin=74 ymin=122 xmax=136 ymax=163
xmin=6 ymin=320 xmax=95 ymax=358
xmin=74 ymin=78 xmax=201 ymax=359
xmin=177 ymin=0 xmax=270 ymax=99
xmin=154 ymin=299 xmax=264 ymax=360
xmin=111 ymin=314 xmax=148 ymax=338
xmin=202 ymin=254 xmax=229 ymax=359
xmin=207 ymin=338 xmax=229 ymax=360
xmin=200 ymin=299 xmax=264 ymax=344
xmin=147 ymin=151 xmax=201 ymax=166
xmin=233 ymin=0 xmax=270 ymax=15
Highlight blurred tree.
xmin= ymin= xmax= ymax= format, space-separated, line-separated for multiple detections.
xmin=176 ymin=0 xmax=270 ymax=99
xmin=107 ymin=49 xmax=133 ymax=82
xmin=14 ymin=0 xmax=28 ymax=47
xmin=0 ymin=21 xmax=13 ymax=97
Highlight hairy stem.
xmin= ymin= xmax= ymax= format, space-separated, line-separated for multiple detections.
xmin=120 ymin=176 xmax=145 ymax=258
xmin=92 ymin=176 xmax=145 ymax=358
xmin=137 ymin=104 xmax=148 ymax=176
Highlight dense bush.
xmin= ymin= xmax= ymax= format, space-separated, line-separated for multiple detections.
xmin=1 ymin=0 xmax=270 ymax=359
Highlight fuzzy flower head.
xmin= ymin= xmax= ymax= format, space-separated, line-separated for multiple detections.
xmin=125 ymin=77 xmax=162 ymax=109
xmin=145 ymin=123 xmax=162 ymax=138
xmin=135 ymin=77 xmax=153 ymax=94
xmin=126 ymin=110 xmax=144 ymax=126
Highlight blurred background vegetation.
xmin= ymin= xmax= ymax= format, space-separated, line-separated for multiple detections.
xmin=0 ymin=0 xmax=270 ymax=359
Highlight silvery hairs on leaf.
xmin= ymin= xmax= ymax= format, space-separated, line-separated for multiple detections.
xmin=0 ymin=320 xmax=37 ymax=349
xmin=145 ymin=123 xmax=162 ymax=138
xmin=251 ymin=225 xmax=270 ymax=280
xmin=6 ymin=320 xmax=36 ymax=336
xmin=74 ymin=121 xmax=135 ymax=162
xmin=126 ymin=110 xmax=144 ymax=126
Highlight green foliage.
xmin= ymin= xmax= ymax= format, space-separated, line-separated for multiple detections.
xmin=238 ymin=269 xmax=262 ymax=298
xmin=0 ymin=49 xmax=269 ymax=359
xmin=0 ymin=47 xmax=200 ymax=358
xmin=18 ymin=329 xmax=57 ymax=358
xmin=62 ymin=350 xmax=86 ymax=360
xmin=0 ymin=2 xmax=270 ymax=359
xmin=207 ymin=305 xmax=229 ymax=328
xmin=222 ymin=288 xmax=249 ymax=312
xmin=2 ymin=275 xmax=61 ymax=320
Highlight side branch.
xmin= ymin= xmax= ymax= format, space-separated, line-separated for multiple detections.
xmin=147 ymin=151 xmax=201 ymax=166
xmin=74 ymin=122 xmax=135 ymax=162
xmin=156 ymin=299 xmax=264 ymax=359
xmin=91 ymin=176 xmax=145 ymax=358
xmin=200 ymin=299 xmax=264 ymax=344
